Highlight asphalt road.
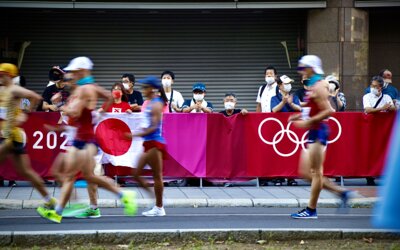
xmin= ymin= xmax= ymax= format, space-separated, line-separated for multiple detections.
xmin=0 ymin=207 xmax=373 ymax=232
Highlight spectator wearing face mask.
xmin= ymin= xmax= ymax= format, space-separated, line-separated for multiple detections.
xmin=182 ymin=83 xmax=213 ymax=113
xmin=270 ymin=75 xmax=300 ymax=186
xmin=325 ymin=75 xmax=346 ymax=112
xmin=98 ymin=82 xmax=132 ymax=113
xmin=256 ymin=66 xmax=279 ymax=113
xmin=271 ymin=75 xmax=301 ymax=113
xmin=220 ymin=92 xmax=248 ymax=117
xmin=363 ymin=76 xmax=395 ymax=114
xmin=161 ymin=71 xmax=184 ymax=113
xmin=365 ymin=69 xmax=398 ymax=103
xmin=121 ymin=73 xmax=143 ymax=112
xmin=41 ymin=66 xmax=69 ymax=112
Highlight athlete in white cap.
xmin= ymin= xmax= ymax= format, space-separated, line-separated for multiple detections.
xmin=289 ymin=55 xmax=355 ymax=219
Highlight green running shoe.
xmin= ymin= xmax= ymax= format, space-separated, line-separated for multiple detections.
xmin=75 ymin=208 xmax=101 ymax=218
xmin=43 ymin=197 xmax=57 ymax=210
xmin=36 ymin=206 xmax=62 ymax=223
xmin=62 ymin=203 xmax=88 ymax=218
xmin=121 ymin=191 xmax=137 ymax=216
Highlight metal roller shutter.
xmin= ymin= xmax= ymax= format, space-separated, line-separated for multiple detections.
xmin=1 ymin=8 xmax=306 ymax=111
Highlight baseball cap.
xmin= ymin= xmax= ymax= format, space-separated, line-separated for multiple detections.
xmin=64 ymin=56 xmax=93 ymax=71
xmin=193 ymin=83 xmax=206 ymax=92
xmin=298 ymin=55 xmax=324 ymax=75
xmin=49 ymin=66 xmax=65 ymax=81
xmin=280 ymin=75 xmax=294 ymax=84
xmin=137 ymin=76 xmax=161 ymax=88
xmin=0 ymin=63 xmax=18 ymax=77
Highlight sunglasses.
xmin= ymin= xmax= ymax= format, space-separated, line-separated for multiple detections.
xmin=297 ymin=66 xmax=310 ymax=71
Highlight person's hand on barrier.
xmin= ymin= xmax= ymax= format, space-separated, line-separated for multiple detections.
xmin=44 ymin=124 xmax=66 ymax=132
xmin=48 ymin=104 xmax=58 ymax=112
xmin=240 ymin=109 xmax=248 ymax=115
xmin=51 ymin=92 xmax=62 ymax=105
xmin=126 ymin=109 xmax=133 ymax=114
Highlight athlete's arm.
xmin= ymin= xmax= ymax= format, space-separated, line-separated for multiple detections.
xmin=11 ymin=85 xmax=42 ymax=112
xmin=133 ymin=102 xmax=163 ymax=138
xmin=95 ymin=85 xmax=112 ymax=113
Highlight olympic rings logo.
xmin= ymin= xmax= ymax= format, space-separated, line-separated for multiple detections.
xmin=257 ymin=117 xmax=342 ymax=157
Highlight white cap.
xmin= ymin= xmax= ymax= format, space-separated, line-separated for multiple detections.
xmin=299 ymin=55 xmax=324 ymax=75
xmin=325 ymin=75 xmax=340 ymax=85
xmin=64 ymin=56 xmax=93 ymax=71
xmin=280 ymin=75 xmax=294 ymax=84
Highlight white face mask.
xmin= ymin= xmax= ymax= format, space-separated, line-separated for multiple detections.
xmin=12 ymin=76 xmax=20 ymax=85
xmin=328 ymin=83 xmax=336 ymax=93
xmin=193 ymin=94 xmax=204 ymax=102
xmin=265 ymin=76 xmax=275 ymax=85
xmin=122 ymin=83 xmax=130 ymax=90
xmin=383 ymin=81 xmax=389 ymax=88
xmin=224 ymin=101 xmax=235 ymax=110
xmin=283 ymin=84 xmax=292 ymax=93
xmin=371 ymin=87 xmax=380 ymax=96
xmin=162 ymin=79 xmax=172 ymax=88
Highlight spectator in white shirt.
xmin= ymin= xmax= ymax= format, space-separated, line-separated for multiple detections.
xmin=161 ymin=71 xmax=185 ymax=113
xmin=363 ymin=76 xmax=396 ymax=114
xmin=256 ymin=66 xmax=279 ymax=112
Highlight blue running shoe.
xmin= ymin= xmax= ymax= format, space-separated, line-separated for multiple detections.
xmin=291 ymin=208 xmax=318 ymax=219
xmin=340 ymin=190 xmax=356 ymax=208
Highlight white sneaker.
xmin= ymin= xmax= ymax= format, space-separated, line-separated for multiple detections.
xmin=142 ymin=206 xmax=166 ymax=217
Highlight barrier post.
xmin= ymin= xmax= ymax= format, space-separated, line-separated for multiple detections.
xmin=256 ymin=177 xmax=260 ymax=188
xmin=340 ymin=176 xmax=344 ymax=187
xmin=200 ymin=178 xmax=203 ymax=189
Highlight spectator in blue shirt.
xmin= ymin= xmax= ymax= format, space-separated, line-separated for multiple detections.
xmin=271 ymin=75 xmax=301 ymax=113
xmin=182 ymin=83 xmax=213 ymax=113
xmin=365 ymin=69 xmax=398 ymax=101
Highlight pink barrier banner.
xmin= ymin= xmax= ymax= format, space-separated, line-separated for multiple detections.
xmin=0 ymin=112 xmax=395 ymax=179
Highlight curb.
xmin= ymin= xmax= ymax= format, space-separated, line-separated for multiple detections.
xmin=0 ymin=198 xmax=377 ymax=209
xmin=1 ymin=229 xmax=399 ymax=246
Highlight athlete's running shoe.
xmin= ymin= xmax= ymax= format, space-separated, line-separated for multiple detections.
xmin=75 ymin=208 xmax=101 ymax=218
xmin=36 ymin=206 xmax=62 ymax=223
xmin=142 ymin=206 xmax=166 ymax=217
xmin=43 ymin=197 xmax=57 ymax=210
xmin=290 ymin=208 xmax=317 ymax=219
xmin=340 ymin=190 xmax=357 ymax=208
xmin=121 ymin=191 xmax=138 ymax=216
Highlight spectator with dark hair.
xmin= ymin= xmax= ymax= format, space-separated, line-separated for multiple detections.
xmin=220 ymin=92 xmax=248 ymax=117
xmin=161 ymin=70 xmax=184 ymax=113
xmin=271 ymin=75 xmax=301 ymax=113
xmin=256 ymin=66 xmax=279 ymax=112
xmin=98 ymin=82 xmax=132 ymax=113
xmin=182 ymin=83 xmax=213 ymax=113
xmin=363 ymin=76 xmax=395 ymax=114
xmin=41 ymin=66 xmax=69 ymax=112
xmin=294 ymin=75 xmax=310 ymax=107
xmin=325 ymin=75 xmax=346 ymax=112
xmin=122 ymin=73 xmax=143 ymax=112
xmin=365 ymin=69 xmax=398 ymax=101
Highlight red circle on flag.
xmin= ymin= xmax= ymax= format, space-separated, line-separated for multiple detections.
xmin=95 ymin=118 xmax=132 ymax=156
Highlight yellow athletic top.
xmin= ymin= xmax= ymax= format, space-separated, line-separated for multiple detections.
xmin=0 ymin=86 xmax=25 ymax=143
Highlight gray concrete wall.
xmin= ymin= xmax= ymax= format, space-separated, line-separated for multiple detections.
xmin=307 ymin=0 xmax=369 ymax=110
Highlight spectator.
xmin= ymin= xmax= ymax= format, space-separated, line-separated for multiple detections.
xmin=325 ymin=75 xmax=346 ymax=111
xmin=13 ymin=75 xmax=30 ymax=112
xmin=182 ymin=83 xmax=213 ymax=113
xmin=161 ymin=70 xmax=184 ymax=113
xmin=256 ymin=66 xmax=279 ymax=112
xmin=294 ymin=75 xmax=310 ymax=107
xmin=270 ymin=75 xmax=300 ymax=186
xmin=365 ymin=69 xmax=398 ymax=102
xmin=220 ymin=92 xmax=248 ymax=117
xmin=363 ymin=76 xmax=395 ymax=114
xmin=271 ymin=75 xmax=301 ymax=113
xmin=98 ymin=82 xmax=132 ymax=113
xmin=122 ymin=73 xmax=143 ymax=112
xmin=41 ymin=67 xmax=69 ymax=112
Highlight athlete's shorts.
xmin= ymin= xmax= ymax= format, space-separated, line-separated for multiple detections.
xmin=0 ymin=137 xmax=26 ymax=155
xmin=143 ymin=140 xmax=168 ymax=160
xmin=72 ymin=139 xmax=98 ymax=150
xmin=308 ymin=123 xmax=330 ymax=146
